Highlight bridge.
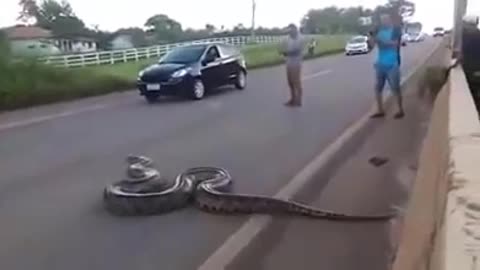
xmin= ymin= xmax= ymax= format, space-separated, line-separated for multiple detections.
xmin=0 ymin=2 xmax=478 ymax=270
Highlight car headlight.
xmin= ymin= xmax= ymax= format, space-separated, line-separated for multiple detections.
xmin=171 ymin=69 xmax=189 ymax=78
xmin=240 ymin=58 xmax=246 ymax=67
xmin=138 ymin=70 xmax=144 ymax=78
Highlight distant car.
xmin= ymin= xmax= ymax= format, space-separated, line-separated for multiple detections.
xmin=407 ymin=32 xmax=426 ymax=42
xmin=137 ymin=44 xmax=247 ymax=102
xmin=401 ymin=34 xmax=409 ymax=46
xmin=345 ymin=36 xmax=371 ymax=55
xmin=433 ymin=27 xmax=445 ymax=37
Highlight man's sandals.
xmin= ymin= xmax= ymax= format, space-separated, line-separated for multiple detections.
xmin=370 ymin=111 xmax=405 ymax=119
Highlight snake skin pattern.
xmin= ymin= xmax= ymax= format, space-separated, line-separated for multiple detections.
xmin=103 ymin=155 xmax=397 ymax=221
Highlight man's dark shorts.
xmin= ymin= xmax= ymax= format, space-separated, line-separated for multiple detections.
xmin=375 ymin=64 xmax=401 ymax=94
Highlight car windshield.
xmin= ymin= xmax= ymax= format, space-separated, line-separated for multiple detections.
xmin=159 ymin=45 xmax=206 ymax=64
xmin=349 ymin=37 xmax=366 ymax=44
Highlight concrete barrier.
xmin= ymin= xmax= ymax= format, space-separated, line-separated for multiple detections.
xmin=392 ymin=65 xmax=480 ymax=270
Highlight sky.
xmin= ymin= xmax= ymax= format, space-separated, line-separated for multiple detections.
xmin=1 ymin=0 xmax=476 ymax=33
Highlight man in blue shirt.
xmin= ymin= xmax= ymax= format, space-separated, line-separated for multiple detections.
xmin=371 ymin=14 xmax=405 ymax=119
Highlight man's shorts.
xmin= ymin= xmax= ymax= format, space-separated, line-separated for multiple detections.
xmin=374 ymin=64 xmax=401 ymax=94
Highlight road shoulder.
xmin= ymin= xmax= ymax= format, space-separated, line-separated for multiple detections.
xmin=226 ymin=79 xmax=433 ymax=270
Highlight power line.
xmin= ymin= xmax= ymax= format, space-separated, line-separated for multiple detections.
xmin=251 ymin=0 xmax=256 ymax=39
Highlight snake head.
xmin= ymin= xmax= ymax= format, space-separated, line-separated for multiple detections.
xmin=126 ymin=155 xmax=153 ymax=167
xmin=126 ymin=163 xmax=161 ymax=182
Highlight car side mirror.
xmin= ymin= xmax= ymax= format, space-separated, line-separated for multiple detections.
xmin=203 ymin=55 xmax=215 ymax=66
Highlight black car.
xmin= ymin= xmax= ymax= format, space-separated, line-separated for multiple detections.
xmin=137 ymin=43 xmax=247 ymax=102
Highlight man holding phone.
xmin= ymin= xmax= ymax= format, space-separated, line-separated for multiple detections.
xmin=371 ymin=13 xmax=405 ymax=119
xmin=280 ymin=24 xmax=306 ymax=107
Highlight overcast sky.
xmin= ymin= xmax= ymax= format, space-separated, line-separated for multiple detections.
xmin=2 ymin=0 xmax=477 ymax=33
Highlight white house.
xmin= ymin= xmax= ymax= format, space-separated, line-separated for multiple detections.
xmin=53 ymin=36 xmax=97 ymax=54
xmin=2 ymin=25 xmax=61 ymax=56
xmin=2 ymin=25 xmax=98 ymax=56
xmin=110 ymin=34 xmax=134 ymax=50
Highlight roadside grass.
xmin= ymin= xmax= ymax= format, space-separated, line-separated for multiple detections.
xmin=0 ymin=35 xmax=349 ymax=111
xmin=0 ymin=61 xmax=130 ymax=111
xmin=90 ymin=35 xmax=349 ymax=81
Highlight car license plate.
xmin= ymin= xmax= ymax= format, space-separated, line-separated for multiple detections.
xmin=146 ymin=84 xmax=161 ymax=91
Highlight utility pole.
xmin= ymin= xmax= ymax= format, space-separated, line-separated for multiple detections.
xmin=453 ymin=0 xmax=468 ymax=55
xmin=251 ymin=0 xmax=256 ymax=41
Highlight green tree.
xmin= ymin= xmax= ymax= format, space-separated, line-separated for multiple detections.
xmin=37 ymin=0 xmax=87 ymax=36
xmin=17 ymin=0 xmax=88 ymax=37
xmin=114 ymin=28 xmax=148 ymax=47
xmin=302 ymin=6 xmax=366 ymax=34
xmin=388 ymin=0 xmax=415 ymax=20
xmin=205 ymin=24 xmax=215 ymax=35
xmin=47 ymin=15 xmax=86 ymax=37
xmin=36 ymin=0 xmax=74 ymax=26
xmin=339 ymin=7 xmax=372 ymax=33
xmin=18 ymin=0 xmax=40 ymax=24
xmin=300 ymin=2 xmax=415 ymax=35
xmin=145 ymin=14 xmax=183 ymax=43
xmin=372 ymin=0 xmax=415 ymax=26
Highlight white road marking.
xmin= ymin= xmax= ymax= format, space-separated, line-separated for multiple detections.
xmin=0 ymin=70 xmax=331 ymax=132
xmin=197 ymin=100 xmax=375 ymax=270
xmin=302 ymin=69 xmax=332 ymax=81
xmin=0 ymin=104 xmax=109 ymax=131
xmin=197 ymin=40 xmax=444 ymax=270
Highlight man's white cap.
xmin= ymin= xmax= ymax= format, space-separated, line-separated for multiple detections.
xmin=463 ymin=14 xmax=479 ymax=25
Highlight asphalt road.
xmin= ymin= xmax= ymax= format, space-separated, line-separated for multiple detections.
xmin=226 ymin=68 xmax=434 ymax=270
xmin=0 ymin=39 xmax=438 ymax=270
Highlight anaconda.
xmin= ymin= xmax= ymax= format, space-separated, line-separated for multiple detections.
xmin=103 ymin=155 xmax=397 ymax=221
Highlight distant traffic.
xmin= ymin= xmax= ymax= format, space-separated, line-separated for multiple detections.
xmin=344 ymin=31 xmax=428 ymax=56
xmin=344 ymin=35 xmax=372 ymax=55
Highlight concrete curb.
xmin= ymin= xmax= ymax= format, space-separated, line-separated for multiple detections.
xmin=197 ymin=39 xmax=447 ymax=270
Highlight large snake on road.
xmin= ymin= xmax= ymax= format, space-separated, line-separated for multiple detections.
xmin=103 ymin=155 xmax=397 ymax=221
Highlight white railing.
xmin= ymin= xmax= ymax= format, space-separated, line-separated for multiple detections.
xmin=40 ymin=35 xmax=288 ymax=68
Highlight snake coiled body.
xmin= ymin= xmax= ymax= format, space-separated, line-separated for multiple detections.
xmin=103 ymin=155 xmax=397 ymax=221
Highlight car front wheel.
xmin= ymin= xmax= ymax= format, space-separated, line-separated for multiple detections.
xmin=234 ymin=70 xmax=247 ymax=90
xmin=190 ymin=79 xmax=205 ymax=100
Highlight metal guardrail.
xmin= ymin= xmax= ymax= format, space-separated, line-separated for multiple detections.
xmin=40 ymin=35 xmax=292 ymax=68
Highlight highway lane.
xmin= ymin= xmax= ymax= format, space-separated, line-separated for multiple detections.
xmin=0 ymin=39 xmax=438 ymax=270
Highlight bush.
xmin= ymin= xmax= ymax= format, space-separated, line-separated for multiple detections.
xmin=0 ymin=32 xmax=130 ymax=110
xmin=0 ymin=31 xmax=11 ymax=66
xmin=417 ymin=66 xmax=450 ymax=103
xmin=0 ymin=59 xmax=131 ymax=111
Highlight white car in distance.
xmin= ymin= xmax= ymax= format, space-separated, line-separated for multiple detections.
xmin=406 ymin=32 xmax=426 ymax=42
xmin=345 ymin=35 xmax=371 ymax=56
xmin=433 ymin=27 xmax=445 ymax=37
